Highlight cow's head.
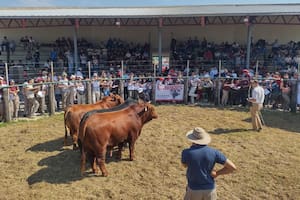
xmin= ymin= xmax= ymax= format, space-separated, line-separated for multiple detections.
xmin=138 ymin=102 xmax=158 ymax=124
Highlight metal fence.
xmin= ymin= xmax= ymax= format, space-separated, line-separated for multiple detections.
xmin=0 ymin=59 xmax=300 ymax=123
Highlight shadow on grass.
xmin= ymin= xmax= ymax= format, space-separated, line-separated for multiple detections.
xmin=209 ymin=128 xmax=250 ymax=134
xmin=27 ymin=149 xmax=83 ymax=185
xmin=26 ymin=137 xmax=66 ymax=152
xmin=226 ymin=107 xmax=300 ymax=133
xmin=26 ymin=139 xmax=132 ymax=185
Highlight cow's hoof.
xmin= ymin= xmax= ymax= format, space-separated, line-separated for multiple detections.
xmin=102 ymin=172 xmax=108 ymax=177
xmin=73 ymin=145 xmax=79 ymax=150
xmin=93 ymin=168 xmax=100 ymax=174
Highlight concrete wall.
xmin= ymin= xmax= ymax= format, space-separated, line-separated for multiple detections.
xmin=1 ymin=24 xmax=300 ymax=51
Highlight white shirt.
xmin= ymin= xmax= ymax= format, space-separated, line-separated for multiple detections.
xmin=252 ymin=86 xmax=265 ymax=104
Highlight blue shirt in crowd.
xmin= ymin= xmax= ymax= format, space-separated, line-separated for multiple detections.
xmin=181 ymin=145 xmax=227 ymax=190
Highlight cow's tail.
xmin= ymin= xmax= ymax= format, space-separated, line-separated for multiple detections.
xmin=78 ymin=118 xmax=87 ymax=153
xmin=63 ymin=108 xmax=71 ymax=146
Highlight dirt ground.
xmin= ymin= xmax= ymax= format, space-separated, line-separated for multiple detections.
xmin=0 ymin=105 xmax=299 ymax=200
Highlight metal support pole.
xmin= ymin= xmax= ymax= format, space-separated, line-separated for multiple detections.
xmin=290 ymin=79 xmax=299 ymax=113
xmin=158 ymin=27 xmax=162 ymax=75
xmin=48 ymin=84 xmax=55 ymax=116
xmin=5 ymin=63 xmax=9 ymax=83
xmin=184 ymin=60 xmax=190 ymax=104
xmin=152 ymin=62 xmax=157 ymax=103
xmin=86 ymin=81 xmax=92 ymax=104
xmin=73 ymin=25 xmax=79 ymax=73
xmin=255 ymin=60 xmax=259 ymax=78
xmin=88 ymin=61 xmax=91 ymax=79
xmin=217 ymin=60 xmax=222 ymax=106
xmin=120 ymin=60 xmax=125 ymax=99
xmin=50 ymin=61 xmax=54 ymax=80
xmin=246 ymin=24 xmax=253 ymax=69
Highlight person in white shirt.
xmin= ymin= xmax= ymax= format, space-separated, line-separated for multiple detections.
xmin=247 ymin=79 xmax=265 ymax=132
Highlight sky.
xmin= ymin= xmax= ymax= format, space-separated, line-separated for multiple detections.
xmin=0 ymin=0 xmax=299 ymax=7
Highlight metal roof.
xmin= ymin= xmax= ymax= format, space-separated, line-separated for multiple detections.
xmin=1 ymin=4 xmax=300 ymax=19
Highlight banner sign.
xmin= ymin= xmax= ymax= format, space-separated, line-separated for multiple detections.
xmin=155 ymin=84 xmax=184 ymax=101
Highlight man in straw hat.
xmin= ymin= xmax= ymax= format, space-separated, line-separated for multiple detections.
xmin=247 ymin=79 xmax=265 ymax=131
xmin=181 ymin=127 xmax=236 ymax=200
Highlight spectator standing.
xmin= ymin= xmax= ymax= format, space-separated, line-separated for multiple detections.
xmin=75 ymin=75 xmax=85 ymax=104
xmin=24 ymin=78 xmax=40 ymax=117
xmin=54 ymin=75 xmax=62 ymax=111
xmin=91 ymin=73 xmax=101 ymax=103
xmin=188 ymin=72 xmax=199 ymax=104
xmin=9 ymin=80 xmax=20 ymax=119
xmin=58 ymin=73 xmax=70 ymax=110
xmin=68 ymin=75 xmax=76 ymax=106
xmin=181 ymin=127 xmax=236 ymax=200
xmin=111 ymin=73 xmax=120 ymax=95
xmin=35 ymin=77 xmax=46 ymax=115
xmin=247 ymin=79 xmax=265 ymax=131
xmin=281 ymin=73 xmax=291 ymax=111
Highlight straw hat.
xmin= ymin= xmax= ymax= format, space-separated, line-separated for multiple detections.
xmin=186 ymin=127 xmax=211 ymax=145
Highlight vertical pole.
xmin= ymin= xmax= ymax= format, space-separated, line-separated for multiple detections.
xmin=73 ymin=25 xmax=79 ymax=73
xmin=5 ymin=62 xmax=9 ymax=83
xmin=217 ymin=60 xmax=222 ymax=106
xmin=48 ymin=84 xmax=55 ymax=116
xmin=290 ymin=78 xmax=299 ymax=113
xmin=246 ymin=24 xmax=253 ymax=69
xmin=88 ymin=61 xmax=91 ymax=79
xmin=50 ymin=61 xmax=54 ymax=80
xmin=49 ymin=61 xmax=55 ymax=116
xmin=152 ymin=62 xmax=156 ymax=103
xmin=255 ymin=60 xmax=259 ymax=78
xmin=158 ymin=27 xmax=162 ymax=75
xmin=86 ymin=80 xmax=92 ymax=104
xmin=3 ymin=88 xmax=11 ymax=122
xmin=120 ymin=60 xmax=124 ymax=99
xmin=184 ymin=60 xmax=190 ymax=104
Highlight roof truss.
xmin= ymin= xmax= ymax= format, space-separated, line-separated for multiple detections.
xmin=0 ymin=15 xmax=300 ymax=28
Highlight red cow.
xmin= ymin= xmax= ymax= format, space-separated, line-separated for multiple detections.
xmin=64 ymin=93 xmax=124 ymax=149
xmin=79 ymin=102 xmax=158 ymax=176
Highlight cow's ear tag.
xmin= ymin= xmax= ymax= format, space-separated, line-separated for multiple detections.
xmin=144 ymin=107 xmax=148 ymax=111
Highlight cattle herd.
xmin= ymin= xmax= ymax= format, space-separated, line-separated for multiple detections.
xmin=64 ymin=93 xmax=158 ymax=176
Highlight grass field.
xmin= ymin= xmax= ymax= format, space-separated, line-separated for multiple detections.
xmin=0 ymin=105 xmax=299 ymax=200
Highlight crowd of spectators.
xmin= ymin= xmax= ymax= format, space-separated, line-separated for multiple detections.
xmin=170 ymin=37 xmax=300 ymax=73
xmin=1 ymin=36 xmax=300 ymax=121
xmin=44 ymin=37 xmax=152 ymax=76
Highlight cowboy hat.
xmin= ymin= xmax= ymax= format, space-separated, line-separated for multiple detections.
xmin=186 ymin=127 xmax=211 ymax=145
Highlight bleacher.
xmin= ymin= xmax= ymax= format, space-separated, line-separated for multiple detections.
xmin=0 ymin=44 xmax=52 ymax=83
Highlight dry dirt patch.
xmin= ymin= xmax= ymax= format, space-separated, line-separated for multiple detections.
xmin=0 ymin=105 xmax=299 ymax=200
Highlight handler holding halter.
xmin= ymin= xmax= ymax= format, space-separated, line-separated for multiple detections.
xmin=247 ymin=79 xmax=265 ymax=132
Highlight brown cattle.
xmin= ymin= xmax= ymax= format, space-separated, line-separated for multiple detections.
xmin=79 ymin=102 xmax=158 ymax=177
xmin=64 ymin=93 xmax=124 ymax=149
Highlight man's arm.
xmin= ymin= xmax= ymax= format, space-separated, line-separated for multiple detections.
xmin=211 ymin=159 xmax=236 ymax=178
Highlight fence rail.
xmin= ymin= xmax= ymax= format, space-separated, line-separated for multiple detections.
xmin=0 ymin=74 xmax=299 ymax=123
